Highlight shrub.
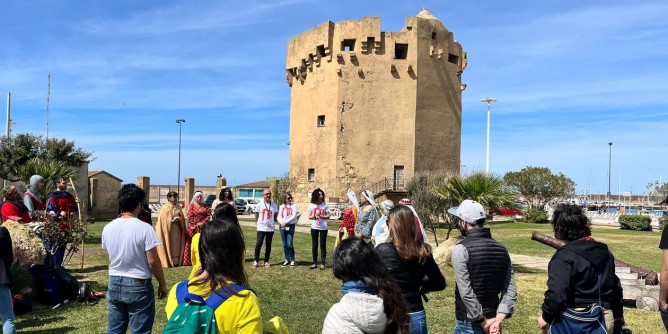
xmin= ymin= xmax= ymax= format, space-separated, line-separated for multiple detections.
xmin=660 ymin=215 xmax=668 ymax=231
xmin=525 ymin=207 xmax=549 ymax=224
xmin=619 ymin=214 xmax=652 ymax=231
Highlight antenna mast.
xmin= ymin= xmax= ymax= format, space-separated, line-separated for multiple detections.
xmin=46 ymin=63 xmax=51 ymax=140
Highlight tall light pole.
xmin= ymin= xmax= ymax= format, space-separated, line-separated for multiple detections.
xmin=606 ymin=142 xmax=612 ymax=204
xmin=176 ymin=119 xmax=186 ymax=197
xmin=480 ymin=97 xmax=497 ymax=173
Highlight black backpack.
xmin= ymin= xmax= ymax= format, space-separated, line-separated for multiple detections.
xmin=28 ymin=264 xmax=91 ymax=305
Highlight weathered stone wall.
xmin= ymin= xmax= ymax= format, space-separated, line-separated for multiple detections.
xmin=286 ymin=10 xmax=465 ymax=206
xmin=89 ymin=174 xmax=121 ymax=219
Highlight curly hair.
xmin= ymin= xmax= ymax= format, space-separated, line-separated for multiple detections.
xmin=551 ymin=204 xmax=591 ymax=241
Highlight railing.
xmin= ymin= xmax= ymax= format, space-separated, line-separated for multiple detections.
xmin=358 ymin=177 xmax=407 ymax=199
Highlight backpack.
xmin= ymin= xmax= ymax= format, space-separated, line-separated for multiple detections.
xmin=28 ymin=264 xmax=90 ymax=305
xmin=163 ymin=280 xmax=248 ymax=334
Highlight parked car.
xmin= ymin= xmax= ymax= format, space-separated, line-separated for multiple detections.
xmin=205 ymin=195 xmax=216 ymax=208
xmin=234 ymin=198 xmax=259 ymax=215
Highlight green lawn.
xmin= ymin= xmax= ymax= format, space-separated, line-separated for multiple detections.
xmin=14 ymin=220 xmax=665 ymax=333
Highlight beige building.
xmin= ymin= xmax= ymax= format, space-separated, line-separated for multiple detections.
xmin=285 ymin=8 xmax=467 ymax=204
xmin=88 ymin=170 xmax=122 ymax=219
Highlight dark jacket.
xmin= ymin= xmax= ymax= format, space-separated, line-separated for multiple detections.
xmin=454 ymin=228 xmax=513 ymax=321
xmin=375 ymin=243 xmax=446 ymax=312
xmin=0 ymin=226 xmax=14 ymax=285
xmin=541 ymin=239 xmax=623 ymax=323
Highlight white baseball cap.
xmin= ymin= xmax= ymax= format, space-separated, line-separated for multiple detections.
xmin=447 ymin=199 xmax=486 ymax=224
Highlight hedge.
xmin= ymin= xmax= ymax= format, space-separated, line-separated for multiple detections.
xmin=618 ymin=214 xmax=652 ymax=231
xmin=525 ymin=207 xmax=549 ymax=224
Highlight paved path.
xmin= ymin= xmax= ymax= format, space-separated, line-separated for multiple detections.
xmin=239 ymin=220 xmax=550 ymax=270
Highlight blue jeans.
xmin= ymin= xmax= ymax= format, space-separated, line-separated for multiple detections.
xmin=409 ymin=310 xmax=428 ymax=334
xmin=0 ymin=284 xmax=16 ymax=334
xmin=279 ymin=224 xmax=295 ymax=262
xmin=107 ymin=276 xmax=155 ymax=334
xmin=454 ymin=320 xmax=485 ymax=334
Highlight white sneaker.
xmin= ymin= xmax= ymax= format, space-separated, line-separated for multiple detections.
xmin=290 ymin=261 xmax=296 ymax=267
xmin=252 ymin=261 xmax=258 ymax=268
xmin=282 ymin=260 xmax=289 ymax=267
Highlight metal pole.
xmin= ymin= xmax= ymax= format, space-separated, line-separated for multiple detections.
xmin=607 ymin=142 xmax=612 ymax=204
xmin=6 ymin=92 xmax=10 ymax=139
xmin=176 ymin=119 xmax=185 ymax=198
xmin=4 ymin=92 xmax=10 ymax=187
xmin=480 ymin=98 xmax=497 ymax=173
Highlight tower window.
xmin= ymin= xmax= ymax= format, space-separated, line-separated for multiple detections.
xmin=342 ymin=39 xmax=356 ymax=51
xmin=307 ymin=168 xmax=315 ymax=182
xmin=317 ymin=115 xmax=325 ymax=127
xmin=317 ymin=45 xmax=326 ymax=57
xmin=448 ymin=53 xmax=460 ymax=65
xmin=431 ymin=32 xmax=437 ymax=40
xmin=395 ymin=43 xmax=408 ymax=59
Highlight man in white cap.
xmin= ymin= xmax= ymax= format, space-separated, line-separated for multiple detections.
xmin=448 ymin=199 xmax=517 ymax=334
xmin=354 ymin=190 xmax=378 ymax=240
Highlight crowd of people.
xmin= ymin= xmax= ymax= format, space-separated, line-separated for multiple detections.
xmin=4 ymin=177 xmax=668 ymax=333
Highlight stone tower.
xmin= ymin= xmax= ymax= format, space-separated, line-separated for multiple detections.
xmin=285 ymin=8 xmax=467 ymax=204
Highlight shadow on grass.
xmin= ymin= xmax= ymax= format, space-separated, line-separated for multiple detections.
xmin=17 ymin=314 xmax=67 ymax=329
xmin=512 ymin=265 xmax=546 ymax=274
xmin=22 ymin=327 xmax=77 ymax=334
xmin=68 ymin=264 xmax=108 ymax=274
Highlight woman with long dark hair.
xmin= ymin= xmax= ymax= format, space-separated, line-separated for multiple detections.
xmin=166 ymin=218 xmax=262 ymax=333
xmin=375 ymin=205 xmax=446 ymax=334
xmin=538 ymin=204 xmax=624 ymax=333
xmin=211 ymin=187 xmax=235 ymax=215
xmin=323 ymin=238 xmax=410 ymax=334
xmin=307 ymin=188 xmax=330 ymax=269
xmin=189 ymin=202 xmax=239 ymax=279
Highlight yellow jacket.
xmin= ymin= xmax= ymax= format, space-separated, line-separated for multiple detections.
xmin=165 ymin=279 xmax=263 ymax=334
xmin=188 ymin=233 xmax=201 ymax=279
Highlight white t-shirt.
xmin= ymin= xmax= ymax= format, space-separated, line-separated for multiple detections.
xmin=277 ymin=204 xmax=299 ymax=225
xmin=308 ymin=202 xmax=329 ymax=230
xmin=101 ymin=217 xmax=161 ymax=279
xmin=254 ymin=201 xmax=278 ymax=232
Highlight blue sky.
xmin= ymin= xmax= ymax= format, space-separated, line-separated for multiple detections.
xmin=1 ymin=0 xmax=666 ymax=196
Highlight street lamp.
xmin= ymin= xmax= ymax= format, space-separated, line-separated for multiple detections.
xmin=607 ymin=142 xmax=612 ymax=205
xmin=176 ymin=119 xmax=186 ymax=197
xmin=480 ymin=97 xmax=497 ymax=173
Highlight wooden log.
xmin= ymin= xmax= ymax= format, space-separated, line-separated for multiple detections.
xmin=531 ymin=231 xmax=659 ymax=285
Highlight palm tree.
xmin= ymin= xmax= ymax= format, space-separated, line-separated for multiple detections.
xmin=435 ymin=171 xmax=515 ymax=239
xmin=17 ymin=158 xmax=77 ymax=197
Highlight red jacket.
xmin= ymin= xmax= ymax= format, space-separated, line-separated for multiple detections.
xmin=1 ymin=201 xmax=31 ymax=224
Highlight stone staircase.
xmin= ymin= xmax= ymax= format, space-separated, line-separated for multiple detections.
xmin=615 ymin=266 xmax=660 ymax=310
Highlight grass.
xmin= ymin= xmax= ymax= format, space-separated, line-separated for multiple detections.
xmin=14 ymin=220 xmax=665 ymax=333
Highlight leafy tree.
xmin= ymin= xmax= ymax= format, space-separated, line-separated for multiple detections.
xmin=647 ymin=181 xmax=668 ymax=204
xmin=406 ymin=171 xmax=450 ymax=246
xmin=503 ymin=166 xmax=575 ymax=209
xmin=0 ymin=133 xmax=93 ymax=182
xmin=435 ymin=171 xmax=516 ymax=239
xmin=271 ymin=173 xmax=300 ymax=206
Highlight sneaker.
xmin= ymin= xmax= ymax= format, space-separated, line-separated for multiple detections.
xmin=309 ymin=264 xmax=318 ymax=269
xmin=290 ymin=261 xmax=296 ymax=267
xmin=252 ymin=261 xmax=258 ymax=268
xmin=320 ymin=264 xmax=326 ymax=270
xmin=282 ymin=260 xmax=289 ymax=267
xmin=264 ymin=262 xmax=271 ymax=268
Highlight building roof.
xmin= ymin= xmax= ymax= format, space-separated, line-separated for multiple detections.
xmin=235 ymin=180 xmax=271 ymax=189
xmin=416 ymin=7 xmax=439 ymax=20
xmin=88 ymin=170 xmax=123 ymax=182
